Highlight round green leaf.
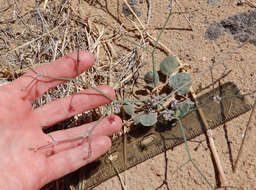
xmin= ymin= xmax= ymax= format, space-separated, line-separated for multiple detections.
xmin=144 ymin=71 xmax=159 ymax=87
xmin=168 ymin=72 xmax=192 ymax=95
xmin=135 ymin=112 xmax=158 ymax=126
xmin=123 ymin=103 xmax=135 ymax=116
xmin=160 ymin=56 xmax=179 ymax=76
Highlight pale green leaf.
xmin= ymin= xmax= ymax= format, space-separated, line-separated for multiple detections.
xmin=135 ymin=112 xmax=158 ymax=126
xmin=160 ymin=56 xmax=179 ymax=76
xmin=169 ymin=72 xmax=192 ymax=95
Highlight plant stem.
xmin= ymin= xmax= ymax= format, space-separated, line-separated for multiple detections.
xmin=151 ymin=9 xmax=172 ymax=87
xmin=151 ymin=10 xmax=172 ymax=55
xmin=177 ymin=118 xmax=213 ymax=188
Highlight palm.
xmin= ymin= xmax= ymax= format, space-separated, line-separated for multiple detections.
xmin=0 ymin=51 xmax=122 ymax=190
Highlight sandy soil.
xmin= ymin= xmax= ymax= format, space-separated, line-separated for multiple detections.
xmin=0 ymin=0 xmax=255 ymax=190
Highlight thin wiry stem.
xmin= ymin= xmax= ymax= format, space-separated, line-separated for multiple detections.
xmin=151 ymin=9 xmax=172 ymax=87
xmin=177 ymin=118 xmax=213 ymax=188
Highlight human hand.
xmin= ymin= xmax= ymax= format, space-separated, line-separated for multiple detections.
xmin=0 ymin=51 xmax=122 ymax=190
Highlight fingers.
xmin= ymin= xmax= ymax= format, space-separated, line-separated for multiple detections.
xmin=44 ymin=136 xmax=111 ymax=184
xmin=33 ymin=85 xmax=116 ymax=128
xmin=43 ymin=115 xmax=122 ymax=154
xmin=11 ymin=51 xmax=94 ymax=103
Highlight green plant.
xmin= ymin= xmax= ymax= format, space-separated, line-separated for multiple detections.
xmin=141 ymin=50 xmax=192 ymax=128
xmin=21 ymin=7 xmax=215 ymax=189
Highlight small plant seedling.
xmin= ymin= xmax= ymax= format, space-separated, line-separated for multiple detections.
xmin=139 ymin=51 xmax=192 ymax=128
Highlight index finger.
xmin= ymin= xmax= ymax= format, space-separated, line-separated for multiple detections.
xmin=10 ymin=50 xmax=94 ymax=102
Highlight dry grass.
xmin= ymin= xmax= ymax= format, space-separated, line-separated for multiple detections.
xmin=0 ymin=0 xmax=145 ymax=107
